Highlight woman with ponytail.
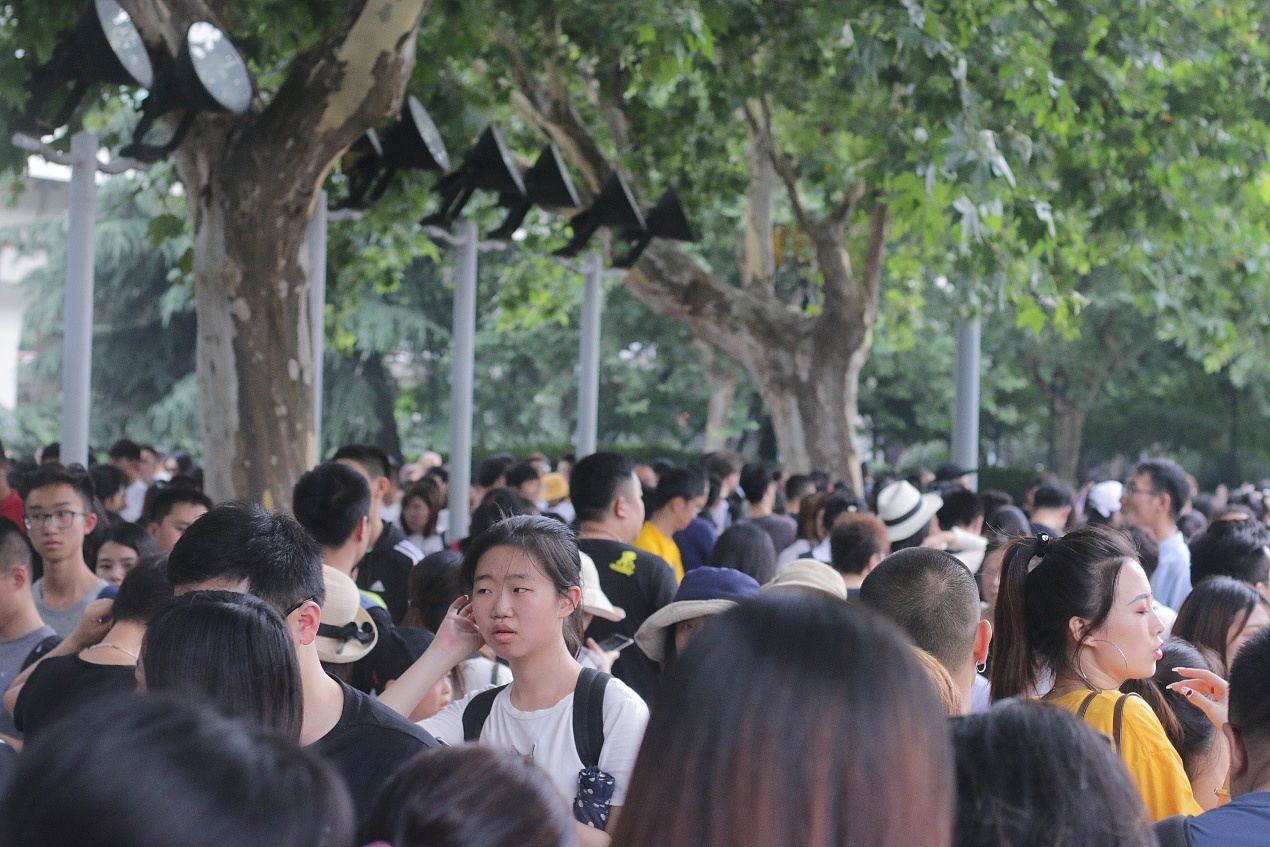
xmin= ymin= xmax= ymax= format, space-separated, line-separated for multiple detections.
xmin=990 ymin=524 xmax=1204 ymax=820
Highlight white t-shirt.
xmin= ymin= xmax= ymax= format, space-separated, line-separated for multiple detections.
xmin=420 ymin=676 xmax=649 ymax=807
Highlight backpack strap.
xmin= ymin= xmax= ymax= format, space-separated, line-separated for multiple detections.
xmin=1075 ymin=690 xmax=1099 ymax=720
xmin=572 ymin=667 xmax=611 ymax=768
xmin=462 ymin=684 xmax=510 ymax=742
xmin=1112 ymin=692 xmax=1131 ymax=756
xmin=1152 ymin=815 xmax=1194 ymax=847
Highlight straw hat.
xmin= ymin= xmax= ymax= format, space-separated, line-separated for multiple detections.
xmin=762 ymin=559 xmax=847 ymax=600
xmin=635 ymin=567 xmax=760 ymax=662
xmin=541 ymin=472 xmax=569 ymax=504
xmin=579 ymin=550 xmax=624 ymax=622
xmin=316 ymin=565 xmax=378 ymax=663
xmin=876 ymin=480 xmax=943 ymax=542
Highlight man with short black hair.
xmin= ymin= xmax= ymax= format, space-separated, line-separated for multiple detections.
xmin=702 ymin=451 xmax=743 ymax=533
xmin=1029 ymin=482 xmax=1074 ymax=537
xmin=574 ymin=452 xmax=676 ymax=704
xmin=1122 ymin=458 xmax=1194 ymax=610
xmin=21 ymin=466 xmax=107 ymax=638
xmin=332 ymin=444 xmax=423 ymax=624
xmin=1157 ymin=627 xmax=1270 ymax=845
xmin=1189 ymin=518 xmax=1270 ymax=602
xmin=778 ymin=490 xmax=868 ymax=567
xmin=739 ymin=464 xmax=797 ymax=554
xmin=88 ymin=464 xmax=128 ymax=518
xmin=635 ymin=466 xmax=708 ymax=583
xmin=145 ymin=488 xmax=212 ymax=554
xmin=107 ymin=439 xmax=147 ymax=522
xmin=293 ymin=463 xmax=373 ymax=581
xmin=859 ymin=547 xmax=992 ymax=714
xmin=505 ymin=461 xmax=543 ymax=506
xmin=0 ymin=519 xmax=53 ymax=739
xmin=167 ymin=501 xmax=436 ymax=821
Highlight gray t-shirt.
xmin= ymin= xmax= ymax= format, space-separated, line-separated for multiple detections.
xmin=0 ymin=625 xmax=57 ymax=737
xmin=32 ymin=579 xmax=109 ymax=639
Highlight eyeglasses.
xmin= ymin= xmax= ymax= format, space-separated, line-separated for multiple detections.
xmin=23 ymin=510 xmax=89 ymax=531
xmin=1123 ymin=484 xmax=1161 ymax=498
xmin=283 ymin=595 xmax=315 ymax=617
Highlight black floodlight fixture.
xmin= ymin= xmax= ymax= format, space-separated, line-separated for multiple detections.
xmin=554 ymin=171 xmax=645 ymax=258
xmin=120 ymin=21 xmax=253 ymax=161
xmin=16 ymin=0 xmax=154 ymax=135
xmin=612 ymin=187 xmax=695 ymax=268
xmin=419 ymin=125 xmax=526 ymax=228
xmin=333 ymin=96 xmax=449 ymax=210
xmin=330 ymin=128 xmax=383 ymax=210
xmin=487 ymin=143 xmax=581 ymax=240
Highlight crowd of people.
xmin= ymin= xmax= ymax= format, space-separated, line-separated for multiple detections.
xmin=1 ymin=437 xmax=1269 ymax=846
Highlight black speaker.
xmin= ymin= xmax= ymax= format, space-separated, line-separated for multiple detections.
xmin=333 ymin=97 xmax=450 ymax=209
xmin=488 ymin=143 xmax=581 ymax=240
xmin=420 ymin=125 xmax=526 ymax=228
xmin=18 ymin=0 xmax=154 ymax=134
xmin=613 ymin=187 xmax=695 ymax=268
xmin=120 ymin=20 xmax=253 ymax=161
xmin=554 ymin=172 xmax=645 ymax=257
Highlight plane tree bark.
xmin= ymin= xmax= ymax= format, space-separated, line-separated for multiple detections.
xmin=120 ymin=0 xmax=430 ymax=504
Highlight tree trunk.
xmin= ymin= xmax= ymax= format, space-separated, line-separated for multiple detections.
xmin=123 ymin=0 xmax=431 ymax=503
xmin=506 ymin=59 xmax=883 ymax=493
xmin=1053 ymin=398 xmax=1087 ymax=484
xmin=700 ymin=343 xmax=737 ymax=451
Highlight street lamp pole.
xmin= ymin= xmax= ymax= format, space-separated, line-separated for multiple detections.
xmin=12 ymin=129 xmax=148 ymax=467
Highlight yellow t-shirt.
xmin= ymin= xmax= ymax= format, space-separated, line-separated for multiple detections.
xmin=1048 ymin=689 xmax=1203 ymax=821
xmin=634 ymin=522 xmax=683 ymax=583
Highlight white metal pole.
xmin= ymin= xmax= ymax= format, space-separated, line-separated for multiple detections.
xmin=576 ymin=251 xmax=604 ymax=458
xmin=307 ymin=191 xmax=328 ymax=460
xmin=61 ymin=130 xmax=98 ymax=467
xmin=952 ymin=315 xmax=982 ymax=490
xmin=447 ymin=220 xmax=479 ymax=541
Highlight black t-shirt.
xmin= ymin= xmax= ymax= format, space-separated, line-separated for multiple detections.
xmin=578 ymin=538 xmax=676 ymax=704
xmin=14 ymin=654 xmax=137 ymax=739
xmin=312 ymin=676 xmax=439 ymax=822
xmin=356 ymin=522 xmax=423 ymax=625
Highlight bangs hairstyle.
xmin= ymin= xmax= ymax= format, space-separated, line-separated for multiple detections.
xmin=1172 ymin=576 xmax=1269 ymax=675
xmin=990 ymin=524 xmax=1138 ymax=701
xmin=611 ymin=594 xmax=952 ymax=847
xmin=461 ymin=515 xmax=584 ymax=655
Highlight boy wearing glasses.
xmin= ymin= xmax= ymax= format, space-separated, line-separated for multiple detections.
xmin=22 ymin=467 xmax=107 ymax=637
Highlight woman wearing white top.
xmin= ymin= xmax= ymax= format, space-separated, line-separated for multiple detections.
xmin=379 ymin=515 xmax=648 ymax=847
xmin=400 ymin=479 xmax=445 ymax=555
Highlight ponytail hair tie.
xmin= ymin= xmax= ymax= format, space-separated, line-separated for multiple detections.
xmin=1025 ymin=533 xmax=1053 ymax=574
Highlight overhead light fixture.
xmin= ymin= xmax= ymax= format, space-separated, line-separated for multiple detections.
xmin=119 ymin=21 xmax=253 ymax=161
xmin=331 ymin=96 xmax=449 ymax=210
xmin=612 ymin=187 xmax=695 ymax=268
xmin=487 ymin=143 xmax=581 ymax=240
xmin=16 ymin=0 xmax=154 ymax=135
xmin=419 ymin=125 xmax=525 ymax=228
xmin=554 ymin=172 xmax=645 ymax=257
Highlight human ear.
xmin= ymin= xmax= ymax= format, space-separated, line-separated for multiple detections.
xmin=82 ymin=511 xmax=98 ymax=534
xmin=559 ymin=585 xmax=582 ymax=619
xmin=1067 ymin=615 xmax=1090 ymax=646
xmin=292 ymin=600 xmax=322 ymax=647
xmin=1224 ymin=723 xmax=1248 ymax=781
xmin=974 ymin=619 xmax=993 ymax=665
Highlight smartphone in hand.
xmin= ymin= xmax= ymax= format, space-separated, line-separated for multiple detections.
xmin=594 ymin=633 xmax=635 ymax=653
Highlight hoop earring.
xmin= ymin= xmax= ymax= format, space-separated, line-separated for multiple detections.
xmin=976 ymin=661 xmax=988 ymax=674
xmin=1073 ymin=647 xmax=1101 ymax=693
xmin=1090 ymin=638 xmax=1131 ymax=679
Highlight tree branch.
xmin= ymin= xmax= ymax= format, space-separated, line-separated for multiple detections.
xmin=742 ymin=98 xmax=814 ymax=235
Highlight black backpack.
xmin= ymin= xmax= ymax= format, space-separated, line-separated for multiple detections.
xmin=461 ymin=666 xmax=610 ymax=768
